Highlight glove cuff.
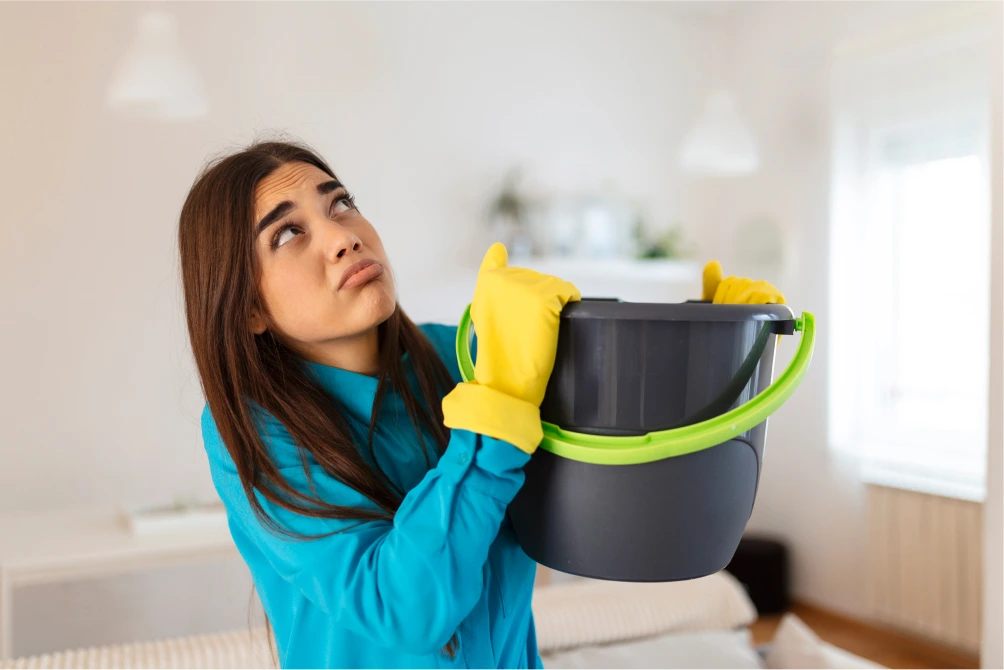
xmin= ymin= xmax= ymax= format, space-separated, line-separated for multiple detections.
xmin=442 ymin=382 xmax=543 ymax=455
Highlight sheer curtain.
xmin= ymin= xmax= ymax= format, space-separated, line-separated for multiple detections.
xmin=828 ymin=6 xmax=993 ymax=500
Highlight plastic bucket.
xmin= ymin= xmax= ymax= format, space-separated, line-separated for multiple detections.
xmin=456 ymin=299 xmax=815 ymax=582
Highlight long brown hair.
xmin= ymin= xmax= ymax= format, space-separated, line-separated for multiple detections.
xmin=178 ymin=138 xmax=459 ymax=659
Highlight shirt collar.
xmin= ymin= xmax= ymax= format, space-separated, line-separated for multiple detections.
xmin=300 ymin=351 xmax=416 ymax=424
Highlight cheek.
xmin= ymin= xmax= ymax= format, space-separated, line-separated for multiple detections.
xmin=358 ymin=221 xmax=387 ymax=258
xmin=358 ymin=224 xmax=394 ymax=281
xmin=258 ymin=261 xmax=328 ymax=329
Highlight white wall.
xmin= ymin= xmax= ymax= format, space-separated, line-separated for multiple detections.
xmin=717 ymin=0 xmax=989 ymax=621
xmin=0 ymin=2 xmax=714 ymax=656
xmin=981 ymin=2 xmax=1003 ymax=666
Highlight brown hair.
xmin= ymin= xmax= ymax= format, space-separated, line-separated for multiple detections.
xmin=178 ymin=137 xmax=458 ymax=659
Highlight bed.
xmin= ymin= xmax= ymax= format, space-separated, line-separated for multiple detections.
xmin=3 ymin=571 xmax=882 ymax=669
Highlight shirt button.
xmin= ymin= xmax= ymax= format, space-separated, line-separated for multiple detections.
xmin=459 ymin=451 xmax=470 ymax=464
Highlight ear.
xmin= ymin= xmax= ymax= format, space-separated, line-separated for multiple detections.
xmin=249 ymin=308 xmax=267 ymax=335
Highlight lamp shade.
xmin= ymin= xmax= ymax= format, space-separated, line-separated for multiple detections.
xmin=105 ymin=12 xmax=207 ymax=121
xmin=678 ymin=90 xmax=759 ymax=177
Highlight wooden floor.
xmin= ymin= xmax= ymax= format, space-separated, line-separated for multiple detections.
xmin=750 ymin=602 xmax=981 ymax=669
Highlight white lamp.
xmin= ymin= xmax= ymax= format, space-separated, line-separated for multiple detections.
xmin=678 ymin=88 xmax=759 ymax=177
xmin=105 ymin=11 xmax=207 ymax=121
xmin=678 ymin=7 xmax=760 ymax=178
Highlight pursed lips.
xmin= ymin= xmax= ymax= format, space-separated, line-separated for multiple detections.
xmin=338 ymin=259 xmax=383 ymax=290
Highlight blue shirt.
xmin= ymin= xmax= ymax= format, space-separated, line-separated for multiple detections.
xmin=202 ymin=323 xmax=542 ymax=669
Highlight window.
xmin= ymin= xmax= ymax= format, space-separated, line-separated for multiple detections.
xmin=828 ymin=10 xmax=992 ymax=500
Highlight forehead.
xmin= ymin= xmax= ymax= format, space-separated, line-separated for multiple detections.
xmin=254 ymin=161 xmax=330 ymax=217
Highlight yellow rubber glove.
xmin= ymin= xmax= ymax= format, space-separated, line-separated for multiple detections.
xmin=701 ymin=260 xmax=786 ymax=304
xmin=442 ymin=243 xmax=581 ymax=454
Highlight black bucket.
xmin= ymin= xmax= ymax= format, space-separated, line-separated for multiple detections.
xmin=456 ymin=299 xmax=815 ymax=582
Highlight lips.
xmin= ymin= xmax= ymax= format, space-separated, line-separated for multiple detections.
xmin=339 ymin=259 xmax=384 ymax=290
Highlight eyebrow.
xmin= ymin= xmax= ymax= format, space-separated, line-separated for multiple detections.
xmin=255 ymin=179 xmax=344 ymax=238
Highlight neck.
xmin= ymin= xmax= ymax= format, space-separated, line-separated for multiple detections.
xmin=299 ymin=327 xmax=382 ymax=376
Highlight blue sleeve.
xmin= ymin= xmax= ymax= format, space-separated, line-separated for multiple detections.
xmin=203 ymin=408 xmax=530 ymax=656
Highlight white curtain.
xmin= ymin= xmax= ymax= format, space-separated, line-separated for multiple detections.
xmin=827 ymin=5 xmax=993 ymax=499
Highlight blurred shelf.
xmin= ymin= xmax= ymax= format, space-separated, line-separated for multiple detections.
xmin=406 ymin=257 xmax=702 ymax=324
xmin=522 ymin=256 xmax=702 ymax=283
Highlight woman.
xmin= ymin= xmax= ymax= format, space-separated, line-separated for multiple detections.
xmin=177 ymin=139 xmax=783 ymax=669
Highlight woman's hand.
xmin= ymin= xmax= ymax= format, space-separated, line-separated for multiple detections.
xmin=701 ymin=260 xmax=785 ymax=304
xmin=442 ymin=243 xmax=580 ymax=454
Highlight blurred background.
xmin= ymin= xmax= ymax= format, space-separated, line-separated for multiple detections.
xmin=0 ymin=1 xmax=1000 ymax=668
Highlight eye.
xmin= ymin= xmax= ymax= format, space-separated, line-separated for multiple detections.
xmin=271 ymin=222 xmax=301 ymax=250
xmin=330 ymin=194 xmax=356 ymax=217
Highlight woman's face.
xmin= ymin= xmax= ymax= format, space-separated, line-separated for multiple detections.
xmin=249 ymin=161 xmax=396 ymax=355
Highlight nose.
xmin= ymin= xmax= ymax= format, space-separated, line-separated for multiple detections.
xmin=323 ymin=221 xmax=363 ymax=263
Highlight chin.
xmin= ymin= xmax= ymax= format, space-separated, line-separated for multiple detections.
xmin=358 ymin=280 xmax=398 ymax=326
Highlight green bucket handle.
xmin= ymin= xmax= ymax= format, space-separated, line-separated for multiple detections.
xmin=456 ymin=305 xmax=815 ymax=466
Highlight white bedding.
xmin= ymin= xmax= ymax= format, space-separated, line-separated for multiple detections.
xmin=542 ymin=628 xmax=765 ymax=669
xmin=764 ymin=613 xmax=882 ymax=669
xmin=3 ymin=572 xmax=882 ymax=669
xmin=532 ymin=571 xmax=759 ymax=653
xmin=541 ymin=618 xmax=883 ymax=669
